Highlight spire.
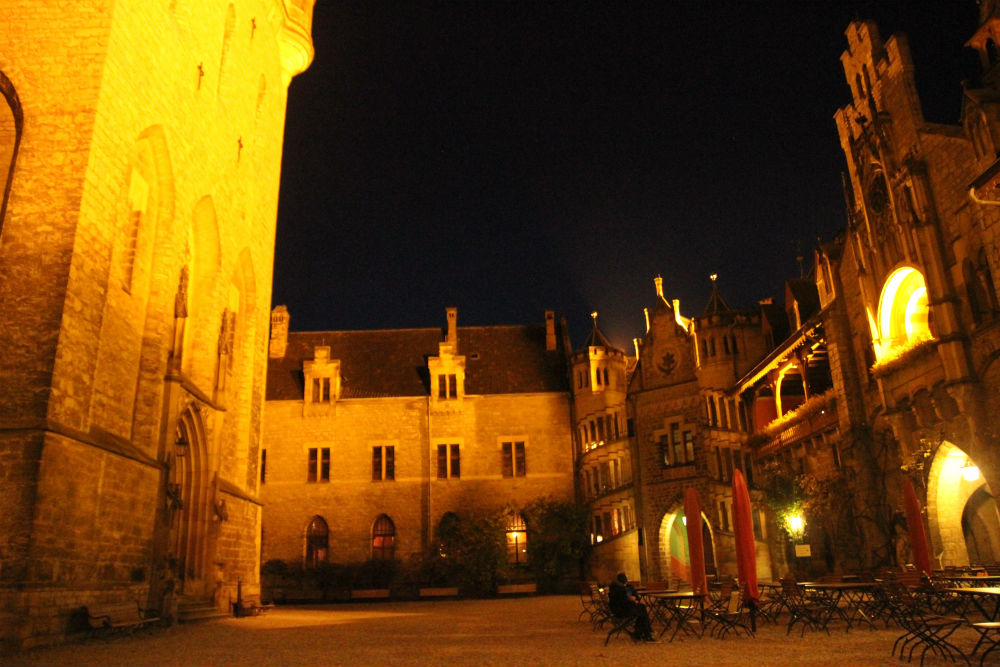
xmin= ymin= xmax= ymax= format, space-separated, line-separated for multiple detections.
xmin=702 ymin=273 xmax=732 ymax=316
xmin=585 ymin=311 xmax=615 ymax=350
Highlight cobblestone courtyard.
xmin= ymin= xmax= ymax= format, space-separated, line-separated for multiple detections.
xmin=5 ymin=595 xmax=986 ymax=666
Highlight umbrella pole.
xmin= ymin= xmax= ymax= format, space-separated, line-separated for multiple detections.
xmin=749 ymin=598 xmax=757 ymax=633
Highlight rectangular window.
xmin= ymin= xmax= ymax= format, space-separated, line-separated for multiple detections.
xmin=660 ymin=434 xmax=670 ymax=466
xmin=308 ymin=447 xmax=330 ymax=482
xmin=744 ymin=453 xmax=754 ymax=485
xmin=627 ymin=418 xmax=634 ymax=437
xmin=502 ymin=441 xmax=526 ymax=477
xmin=724 ymin=448 xmax=733 ymax=482
xmin=449 ymin=374 xmax=457 ymax=397
xmin=260 ymin=449 xmax=266 ymax=484
xmin=311 ymin=377 xmax=330 ymax=403
xmin=684 ymin=431 xmax=695 ymax=463
xmin=438 ymin=375 xmax=447 ymax=398
xmin=720 ymin=500 xmax=729 ymax=531
xmin=596 ymin=418 xmax=605 ymax=442
xmin=372 ymin=445 xmax=395 ymax=481
xmin=752 ymin=508 xmax=763 ymax=541
xmin=672 ymin=426 xmax=684 ymax=464
xmin=437 ymin=444 xmax=460 ymax=479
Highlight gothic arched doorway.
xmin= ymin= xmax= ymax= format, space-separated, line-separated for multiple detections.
xmin=169 ymin=404 xmax=212 ymax=596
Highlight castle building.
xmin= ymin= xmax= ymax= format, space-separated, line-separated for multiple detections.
xmin=260 ymin=308 xmax=576 ymax=571
xmin=0 ymin=0 xmax=314 ymax=650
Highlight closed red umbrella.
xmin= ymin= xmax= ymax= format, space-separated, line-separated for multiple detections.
xmin=903 ymin=478 xmax=933 ymax=577
xmin=733 ymin=469 xmax=759 ymax=632
xmin=684 ymin=487 xmax=709 ymax=602
xmin=732 ymin=469 xmax=760 ymax=604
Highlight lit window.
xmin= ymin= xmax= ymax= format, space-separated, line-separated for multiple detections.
xmin=505 ymin=512 xmax=527 ymax=565
xmin=684 ymin=431 xmax=695 ymax=462
xmin=307 ymin=447 xmax=330 ymax=483
xmin=372 ymin=514 xmax=395 ymax=560
xmin=306 ymin=516 xmax=329 ymax=568
xmin=437 ymin=444 xmax=460 ymax=479
xmin=372 ymin=445 xmax=395 ymax=481
xmin=501 ymin=441 xmax=526 ymax=477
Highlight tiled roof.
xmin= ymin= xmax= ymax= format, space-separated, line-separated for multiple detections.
xmin=266 ymin=323 xmax=569 ymax=401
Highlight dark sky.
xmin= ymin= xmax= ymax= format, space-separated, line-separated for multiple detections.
xmin=273 ymin=1 xmax=980 ymax=350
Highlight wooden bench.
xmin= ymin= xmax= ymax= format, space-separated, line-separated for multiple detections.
xmin=85 ymin=601 xmax=159 ymax=635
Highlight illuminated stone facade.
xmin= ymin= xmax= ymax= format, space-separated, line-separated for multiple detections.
xmin=261 ymin=308 xmax=576 ymax=570
xmin=0 ymin=0 xmax=313 ymax=650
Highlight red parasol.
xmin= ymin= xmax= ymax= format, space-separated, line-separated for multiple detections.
xmin=732 ymin=469 xmax=760 ymax=605
xmin=684 ymin=487 xmax=709 ymax=601
xmin=903 ymin=478 xmax=933 ymax=577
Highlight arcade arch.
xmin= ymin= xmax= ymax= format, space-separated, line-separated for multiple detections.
xmin=926 ymin=441 xmax=1000 ymax=568
xmin=657 ymin=508 xmax=716 ymax=584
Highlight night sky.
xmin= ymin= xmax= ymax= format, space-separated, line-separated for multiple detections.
xmin=273 ymin=2 xmax=980 ymax=351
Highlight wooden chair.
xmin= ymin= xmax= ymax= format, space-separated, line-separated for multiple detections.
xmin=705 ymin=585 xmax=755 ymax=639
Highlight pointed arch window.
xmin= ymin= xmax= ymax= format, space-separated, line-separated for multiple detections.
xmin=505 ymin=512 xmax=528 ymax=565
xmin=372 ymin=514 xmax=395 ymax=560
xmin=305 ymin=516 xmax=328 ymax=569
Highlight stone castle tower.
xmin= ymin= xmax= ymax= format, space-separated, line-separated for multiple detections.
xmin=0 ymin=0 xmax=314 ymax=650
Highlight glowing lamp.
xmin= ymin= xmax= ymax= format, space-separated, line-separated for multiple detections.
xmin=786 ymin=513 xmax=805 ymax=539
xmin=961 ymin=459 xmax=981 ymax=482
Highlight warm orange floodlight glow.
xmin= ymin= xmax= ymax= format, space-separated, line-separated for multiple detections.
xmin=875 ymin=267 xmax=932 ymax=361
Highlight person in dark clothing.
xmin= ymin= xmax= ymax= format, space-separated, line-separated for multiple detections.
xmin=608 ymin=572 xmax=655 ymax=641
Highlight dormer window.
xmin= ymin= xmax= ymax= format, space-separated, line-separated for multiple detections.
xmin=428 ymin=308 xmax=466 ymax=406
xmin=303 ymin=346 xmax=340 ymax=413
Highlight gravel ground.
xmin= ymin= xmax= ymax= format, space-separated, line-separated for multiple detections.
xmin=4 ymin=595 xmax=989 ymax=667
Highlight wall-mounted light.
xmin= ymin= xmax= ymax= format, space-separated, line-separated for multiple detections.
xmin=786 ymin=513 xmax=805 ymax=540
xmin=175 ymin=433 xmax=189 ymax=457
xmin=961 ymin=458 xmax=980 ymax=482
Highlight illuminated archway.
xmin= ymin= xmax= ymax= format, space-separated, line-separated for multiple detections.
xmin=874 ymin=267 xmax=932 ymax=361
xmin=657 ymin=509 xmax=716 ymax=585
xmin=926 ymin=441 xmax=1000 ymax=567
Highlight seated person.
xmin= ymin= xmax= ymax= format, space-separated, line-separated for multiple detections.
xmin=608 ymin=572 xmax=654 ymax=641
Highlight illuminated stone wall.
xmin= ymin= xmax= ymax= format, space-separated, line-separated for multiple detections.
xmin=261 ymin=392 xmax=575 ymax=568
xmin=0 ymin=0 xmax=312 ymax=650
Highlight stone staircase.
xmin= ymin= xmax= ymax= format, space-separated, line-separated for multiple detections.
xmin=177 ymin=596 xmax=230 ymax=623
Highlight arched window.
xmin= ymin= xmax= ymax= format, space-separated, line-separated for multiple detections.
xmin=0 ymin=70 xmax=23 ymax=240
xmin=875 ymin=267 xmax=932 ymax=361
xmin=505 ymin=512 xmax=527 ymax=565
xmin=437 ymin=512 xmax=460 ymax=558
xmin=978 ymin=247 xmax=999 ymax=316
xmin=305 ymin=515 xmax=328 ymax=569
xmin=372 ymin=514 xmax=395 ymax=560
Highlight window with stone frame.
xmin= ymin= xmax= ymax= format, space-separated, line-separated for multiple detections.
xmin=372 ymin=445 xmax=395 ymax=481
xmin=307 ymin=447 xmax=330 ymax=482
xmin=372 ymin=514 xmax=395 ymax=560
xmin=501 ymin=440 xmax=526 ymax=477
xmin=437 ymin=443 xmax=460 ymax=479
xmin=505 ymin=512 xmax=528 ymax=565
xmin=306 ymin=515 xmax=329 ymax=568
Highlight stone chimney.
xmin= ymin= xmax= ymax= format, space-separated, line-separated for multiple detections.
xmin=446 ymin=307 xmax=457 ymax=346
xmin=269 ymin=305 xmax=289 ymax=358
xmin=545 ymin=310 xmax=556 ymax=350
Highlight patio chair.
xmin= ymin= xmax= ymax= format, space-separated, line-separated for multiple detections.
xmin=578 ymin=581 xmax=601 ymax=623
xmin=882 ymin=580 xmax=968 ymax=667
xmin=782 ymin=577 xmax=830 ymax=636
xmin=704 ymin=585 xmax=755 ymax=639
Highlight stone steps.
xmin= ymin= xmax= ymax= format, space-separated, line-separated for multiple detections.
xmin=177 ymin=597 xmax=230 ymax=624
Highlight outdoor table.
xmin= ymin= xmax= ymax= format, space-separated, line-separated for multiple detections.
xmin=646 ymin=590 xmax=705 ymax=642
xmin=937 ymin=575 xmax=1000 ymax=588
xmin=944 ymin=587 xmax=1000 ymax=621
xmin=637 ymin=588 xmax=677 ymax=633
xmin=799 ymin=581 xmax=879 ymax=631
